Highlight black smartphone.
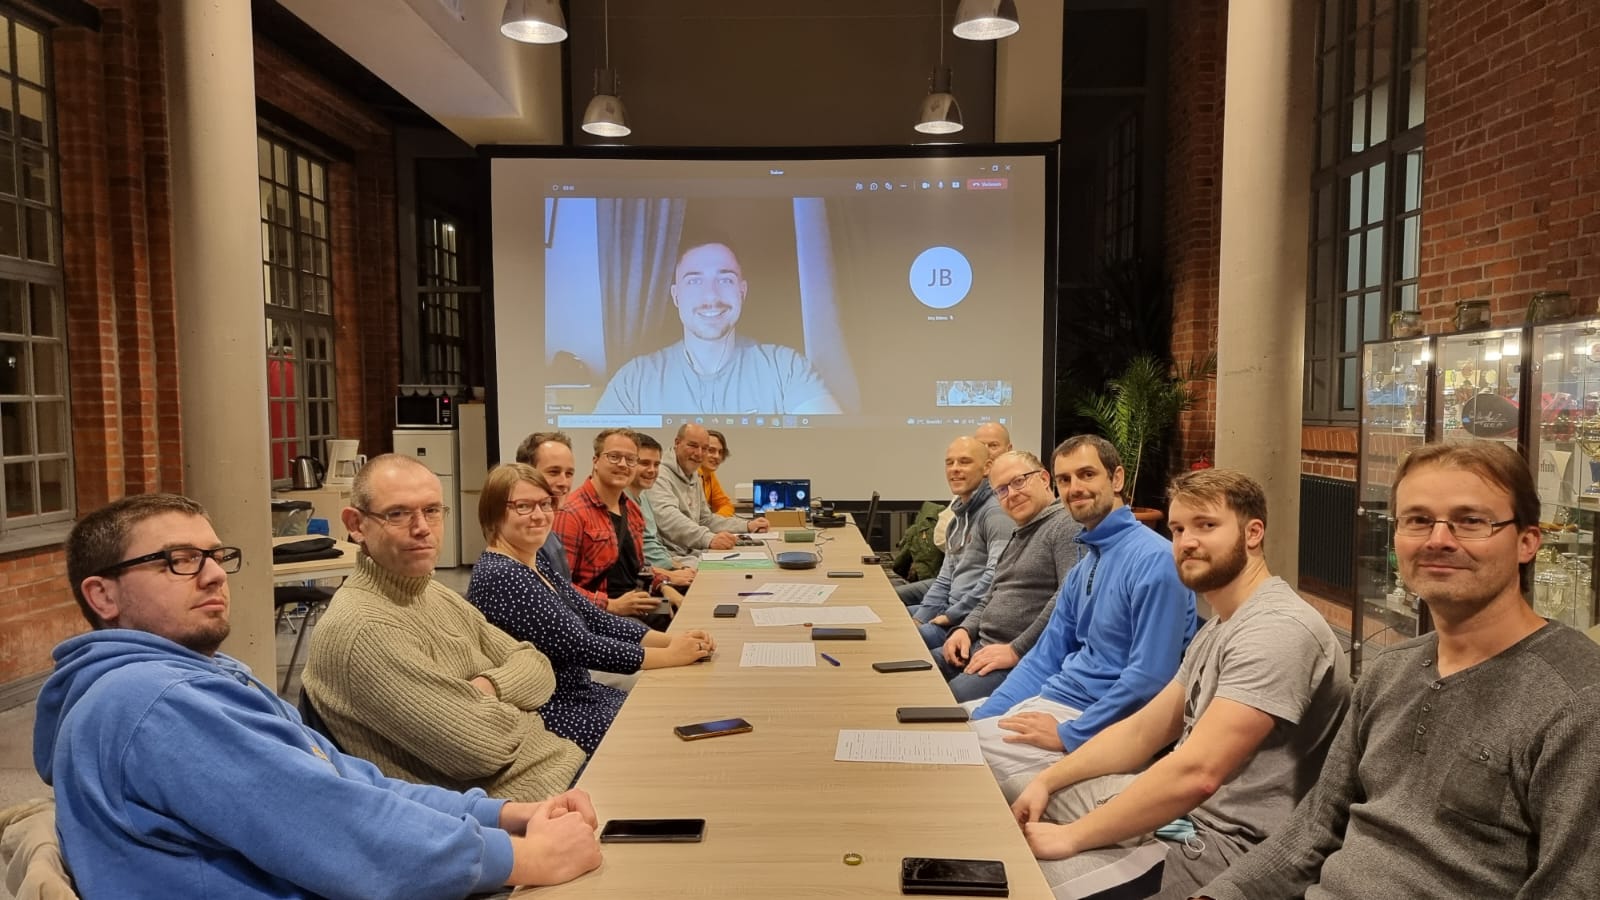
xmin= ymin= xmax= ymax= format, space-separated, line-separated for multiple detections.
xmin=900 ymin=857 xmax=1008 ymax=896
xmin=811 ymin=627 xmax=867 ymax=640
xmin=896 ymin=706 xmax=970 ymax=723
xmin=673 ymin=717 xmax=753 ymax=740
xmin=635 ymin=566 xmax=653 ymax=592
xmin=873 ymin=659 xmax=934 ymax=673
xmin=861 ymin=554 xmax=882 ymax=564
xmin=712 ymin=604 xmax=739 ymax=618
xmin=826 ymin=570 xmax=864 ymax=578
xmin=599 ymin=818 xmax=707 ymax=843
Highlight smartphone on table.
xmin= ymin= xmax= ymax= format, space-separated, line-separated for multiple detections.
xmin=895 ymin=707 xmax=970 ymax=723
xmin=599 ymin=818 xmax=706 ymax=843
xmin=873 ymin=659 xmax=934 ymax=673
xmin=900 ymin=857 xmax=1008 ymax=896
xmin=673 ymin=717 xmax=753 ymax=740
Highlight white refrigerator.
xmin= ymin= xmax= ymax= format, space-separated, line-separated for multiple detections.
xmin=392 ymin=427 xmax=460 ymax=568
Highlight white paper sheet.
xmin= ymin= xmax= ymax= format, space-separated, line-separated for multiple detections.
xmin=739 ymin=583 xmax=838 ymax=605
xmin=706 ymin=550 xmax=772 ymax=562
xmin=834 ymin=730 xmax=984 ymax=765
xmin=744 ymin=532 xmax=788 ymax=542
xmin=738 ymin=642 xmax=818 ymax=667
xmin=749 ymin=606 xmax=882 ymax=626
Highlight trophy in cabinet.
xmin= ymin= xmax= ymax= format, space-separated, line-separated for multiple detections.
xmin=1578 ymin=416 xmax=1600 ymax=495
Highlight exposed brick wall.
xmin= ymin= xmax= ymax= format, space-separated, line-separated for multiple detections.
xmin=1418 ymin=0 xmax=1600 ymax=328
xmin=2 ymin=7 xmax=404 ymax=690
xmin=1165 ymin=0 xmax=1226 ymax=468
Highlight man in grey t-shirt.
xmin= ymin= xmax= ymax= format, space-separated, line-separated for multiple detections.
xmin=1010 ymin=468 xmax=1351 ymax=900
xmin=593 ymin=240 xmax=841 ymax=416
xmin=1198 ymin=441 xmax=1600 ymax=900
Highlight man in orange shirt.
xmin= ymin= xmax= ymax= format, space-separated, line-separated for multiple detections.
xmin=700 ymin=429 xmax=735 ymax=516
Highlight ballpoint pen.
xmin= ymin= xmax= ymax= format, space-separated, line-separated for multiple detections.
xmin=820 ymin=653 xmax=841 ymax=667
xmin=737 ymin=591 xmax=772 ymax=597
xmin=722 ymin=553 xmax=739 ymax=559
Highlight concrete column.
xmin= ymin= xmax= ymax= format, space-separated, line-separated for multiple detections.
xmin=1214 ymin=0 xmax=1317 ymax=583
xmin=164 ymin=1 xmax=276 ymax=679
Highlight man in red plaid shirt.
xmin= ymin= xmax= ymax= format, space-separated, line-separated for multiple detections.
xmin=550 ymin=429 xmax=663 ymax=619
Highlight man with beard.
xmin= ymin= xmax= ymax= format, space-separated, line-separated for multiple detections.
xmin=1197 ymin=442 xmax=1600 ymax=900
xmin=593 ymin=239 xmax=841 ymax=416
xmin=34 ymin=493 xmax=602 ymax=899
xmin=1008 ymin=468 xmax=1349 ymax=900
xmin=971 ymin=435 xmax=1196 ymax=793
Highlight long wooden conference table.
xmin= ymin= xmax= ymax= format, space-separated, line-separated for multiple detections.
xmin=518 ymin=524 xmax=1052 ymax=898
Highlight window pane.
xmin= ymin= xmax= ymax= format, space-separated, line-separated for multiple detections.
xmin=0 ymin=87 xmax=12 ymax=135
xmin=15 ymin=25 xmax=42 ymax=85
xmin=20 ymin=144 xmax=47 ymax=202
xmin=1403 ymin=150 xmax=1422 ymax=211
xmin=257 ymin=137 xmax=271 ymax=178
xmin=34 ymin=399 xmax=63 ymax=453
xmin=1365 ymin=228 xmax=1384 ymax=286
xmin=1344 ymin=298 xmax=1359 ymax=352
xmin=31 ymin=341 xmax=59 ymax=395
xmin=1317 ymin=185 xmax=1334 ymax=238
xmin=0 ymin=199 xmax=18 ymax=256
xmin=17 ymin=85 xmax=44 ymax=144
xmin=1400 ymin=283 xmax=1418 ymax=310
xmin=1401 ymin=216 xmax=1420 ymax=278
xmin=0 ymin=339 xmax=23 ymax=393
xmin=1320 ymin=112 xmax=1337 ymax=167
xmin=1341 ymin=356 xmax=1359 ymax=409
xmin=1366 ymin=161 xmax=1386 ymax=224
xmin=1363 ymin=291 xmax=1383 ymax=341
xmin=1370 ymin=80 xmax=1390 ymax=143
xmin=1406 ymin=58 xmax=1426 ymax=128
xmin=1317 ymin=242 xmax=1334 ymax=291
xmin=1349 ymin=93 xmax=1368 ymax=153
xmin=4 ymin=461 xmax=34 ymax=517
xmin=273 ymin=144 xmax=288 ymax=182
xmin=0 ymin=280 xmax=21 ymax=333
xmin=310 ymin=163 xmax=325 ymax=200
xmin=0 ymin=139 xmax=14 ymax=196
xmin=24 ymin=205 xmax=51 ymax=262
xmin=1 ymin=401 xmax=31 ymax=453
xmin=1346 ymin=234 xmax=1362 ymax=291
xmin=37 ymin=457 xmax=65 ymax=513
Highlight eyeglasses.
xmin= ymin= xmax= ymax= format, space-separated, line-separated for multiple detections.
xmin=994 ymin=469 xmax=1044 ymax=500
xmin=598 ymin=450 xmax=639 ymax=468
xmin=97 ymin=546 xmax=243 ymax=578
xmin=1394 ymin=515 xmax=1516 ymax=540
xmin=360 ymin=505 xmax=449 ymax=528
xmin=507 ymin=499 xmax=555 ymax=516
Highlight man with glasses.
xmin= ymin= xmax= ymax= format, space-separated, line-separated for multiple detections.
xmin=934 ymin=450 xmax=1083 ymax=702
xmin=515 ymin=432 xmax=577 ymax=580
xmin=1012 ymin=468 xmax=1349 ymax=900
xmin=305 ymin=454 xmax=585 ymax=803
xmin=628 ymin=433 xmax=696 ymax=588
xmin=1197 ymin=441 xmax=1600 ymax=900
xmin=647 ymin=422 xmax=769 ymax=556
xmin=970 ymin=435 xmax=1197 ymax=801
xmin=550 ymin=429 xmax=663 ymax=621
xmin=904 ymin=437 xmax=1015 ymax=649
xmin=35 ymin=492 xmax=602 ymax=899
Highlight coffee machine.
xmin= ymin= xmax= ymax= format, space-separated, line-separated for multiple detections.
xmin=324 ymin=439 xmax=363 ymax=487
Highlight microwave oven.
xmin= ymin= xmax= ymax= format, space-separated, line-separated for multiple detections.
xmin=395 ymin=393 xmax=455 ymax=428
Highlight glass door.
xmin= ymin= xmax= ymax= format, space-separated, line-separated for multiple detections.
xmin=1351 ymin=335 xmax=1435 ymax=677
xmin=1527 ymin=320 xmax=1599 ymax=630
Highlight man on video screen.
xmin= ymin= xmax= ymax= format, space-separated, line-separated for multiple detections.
xmin=593 ymin=240 xmax=842 ymax=416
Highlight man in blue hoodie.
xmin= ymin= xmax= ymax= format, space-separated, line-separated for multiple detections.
xmin=33 ymin=493 xmax=602 ymax=900
xmin=904 ymin=436 xmax=1016 ymax=649
xmin=971 ymin=435 xmax=1198 ymax=801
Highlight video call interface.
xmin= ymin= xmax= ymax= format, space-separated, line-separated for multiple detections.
xmin=491 ymin=155 xmax=1047 ymax=498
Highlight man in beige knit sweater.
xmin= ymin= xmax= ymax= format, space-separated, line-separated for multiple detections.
xmin=304 ymin=455 xmax=585 ymax=802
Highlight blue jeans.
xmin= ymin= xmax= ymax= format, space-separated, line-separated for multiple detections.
xmin=896 ymin=578 xmax=934 ymax=607
xmin=933 ymin=641 xmax=1012 ymax=703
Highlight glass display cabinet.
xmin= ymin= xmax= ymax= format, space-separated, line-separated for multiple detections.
xmin=1432 ymin=326 xmax=1528 ymax=449
xmin=1526 ymin=319 xmax=1599 ymax=631
xmin=1351 ymin=335 xmax=1436 ymax=677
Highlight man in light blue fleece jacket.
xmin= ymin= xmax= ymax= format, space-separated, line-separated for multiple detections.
xmin=34 ymin=492 xmax=601 ymax=900
xmin=971 ymin=435 xmax=1197 ymax=801
xmin=906 ymin=436 xmax=1016 ymax=648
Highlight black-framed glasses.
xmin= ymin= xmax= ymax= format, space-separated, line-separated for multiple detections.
xmin=598 ymin=450 xmax=639 ymax=468
xmin=507 ymin=499 xmax=555 ymax=517
xmin=994 ymin=469 xmax=1044 ymax=500
xmin=1394 ymin=515 xmax=1516 ymax=540
xmin=360 ymin=505 xmax=449 ymax=528
xmin=97 ymin=546 xmax=243 ymax=578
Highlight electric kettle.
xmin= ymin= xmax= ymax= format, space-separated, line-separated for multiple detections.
xmin=291 ymin=455 xmax=325 ymax=490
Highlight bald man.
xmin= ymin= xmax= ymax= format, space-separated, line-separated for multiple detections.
xmin=646 ymin=423 xmax=769 ymax=555
xmin=906 ymin=437 xmax=1016 ymax=649
xmin=975 ymin=423 xmax=1013 ymax=461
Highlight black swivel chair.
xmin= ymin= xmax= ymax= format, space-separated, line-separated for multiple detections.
xmin=273 ymin=584 xmax=334 ymax=694
xmin=862 ymin=491 xmax=881 ymax=552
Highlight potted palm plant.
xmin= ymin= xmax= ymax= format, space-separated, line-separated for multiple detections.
xmin=1077 ymin=353 xmax=1214 ymax=525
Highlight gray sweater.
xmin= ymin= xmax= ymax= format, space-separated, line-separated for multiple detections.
xmin=1201 ymin=622 xmax=1600 ymax=900
xmin=959 ymin=502 xmax=1083 ymax=656
xmin=645 ymin=458 xmax=747 ymax=554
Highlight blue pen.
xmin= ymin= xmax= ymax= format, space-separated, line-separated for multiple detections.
xmin=820 ymin=653 xmax=841 ymax=667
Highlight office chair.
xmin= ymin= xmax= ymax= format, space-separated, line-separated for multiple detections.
xmin=274 ymin=584 xmax=334 ymax=694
